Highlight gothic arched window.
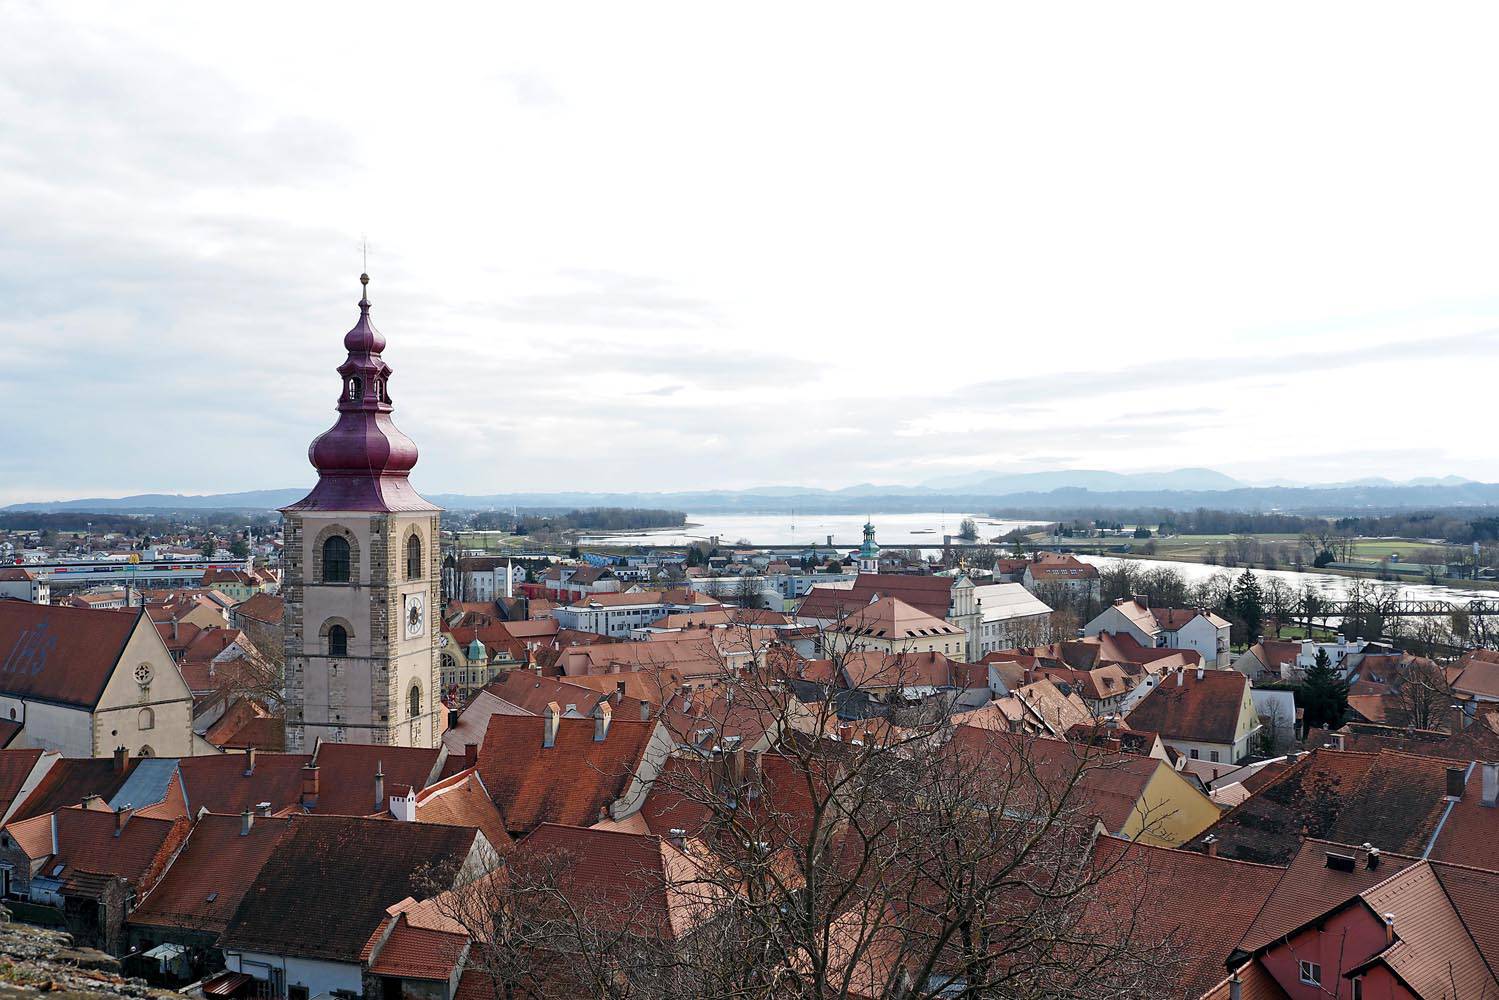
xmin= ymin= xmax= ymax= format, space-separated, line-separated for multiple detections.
xmin=347 ymin=376 xmax=363 ymax=401
xmin=406 ymin=533 xmax=422 ymax=580
xmin=408 ymin=684 xmax=422 ymax=719
xmin=328 ymin=624 xmax=348 ymax=657
xmin=323 ymin=535 xmax=351 ymax=583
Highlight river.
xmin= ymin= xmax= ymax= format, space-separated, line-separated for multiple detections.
xmin=578 ymin=511 xmax=1040 ymax=548
xmin=580 ymin=511 xmax=1492 ymax=605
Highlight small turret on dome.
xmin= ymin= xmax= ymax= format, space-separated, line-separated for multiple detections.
xmin=281 ymin=275 xmax=440 ymax=514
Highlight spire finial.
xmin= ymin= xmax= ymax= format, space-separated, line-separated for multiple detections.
xmin=359 ymin=236 xmax=371 ymax=307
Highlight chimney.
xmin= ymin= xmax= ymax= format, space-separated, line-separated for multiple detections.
xmin=465 ymin=742 xmax=478 ymax=770
xmin=1229 ymin=972 xmax=1242 ymax=1000
xmin=1446 ymin=765 xmax=1466 ymax=800
xmin=1202 ymin=835 xmax=1218 ymax=857
xmin=300 ymin=763 xmax=320 ymax=809
xmin=243 ymin=747 xmax=256 ymax=776
xmin=256 ymin=801 xmax=272 ymax=817
xmin=1366 ymin=847 xmax=1381 ymax=870
xmin=1482 ymin=762 xmax=1499 ymax=808
xmin=667 ymin=827 xmax=687 ymax=849
xmin=543 ymin=702 xmax=560 ymax=748
xmin=114 ymin=745 xmax=128 ymax=773
xmin=1451 ymin=702 xmax=1470 ymax=732
xmin=80 ymin=793 xmax=102 ymax=809
xmin=171 ymin=617 xmax=179 ymax=640
xmin=1383 ymin=912 xmax=1396 ymax=946
xmin=374 ymin=763 xmax=385 ymax=810
xmin=391 ymin=786 xmax=418 ymax=821
xmin=1196 ymin=666 xmax=1205 ymax=681
xmin=447 ymin=708 xmax=460 ymax=729
xmin=240 ymin=808 xmax=254 ymax=836
xmin=50 ymin=812 xmax=59 ymax=856
xmin=614 ymin=680 xmax=626 ymax=703
xmin=639 ymin=699 xmax=652 ymax=722
xmin=1175 ymin=668 xmax=1183 ymax=687
xmin=594 ymin=701 xmax=613 ymax=742
xmin=113 ymin=805 xmax=132 ymax=837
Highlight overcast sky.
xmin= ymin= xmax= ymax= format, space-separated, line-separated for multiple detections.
xmin=4 ymin=2 xmax=1499 ymax=504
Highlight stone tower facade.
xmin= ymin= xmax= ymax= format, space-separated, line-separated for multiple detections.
xmin=281 ymin=275 xmax=443 ymax=750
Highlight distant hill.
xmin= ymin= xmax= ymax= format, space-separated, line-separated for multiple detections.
xmin=918 ymin=467 xmax=1246 ymax=493
xmin=8 ymin=477 xmax=1499 ymax=516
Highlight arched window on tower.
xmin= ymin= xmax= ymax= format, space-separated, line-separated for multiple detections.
xmin=323 ymin=535 xmax=351 ymax=583
xmin=409 ymin=683 xmax=422 ymax=719
xmin=347 ymin=375 xmax=363 ymax=402
xmin=406 ymin=533 xmax=422 ymax=580
xmin=327 ymin=624 xmax=348 ymax=657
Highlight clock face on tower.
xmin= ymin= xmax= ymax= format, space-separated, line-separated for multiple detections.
xmin=404 ymin=592 xmax=425 ymax=639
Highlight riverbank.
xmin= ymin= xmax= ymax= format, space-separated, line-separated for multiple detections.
xmin=1102 ymin=549 xmax=1499 ymax=593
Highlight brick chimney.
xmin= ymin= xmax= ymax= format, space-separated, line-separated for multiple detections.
xmin=1446 ymin=765 xmax=1467 ymax=800
xmin=300 ymin=763 xmax=320 ymax=810
xmin=1202 ymin=834 xmax=1218 ymax=857
xmin=256 ymin=801 xmax=272 ymax=817
xmin=113 ymin=805 xmax=132 ymax=837
xmin=374 ymin=762 xmax=385 ymax=810
xmin=543 ymin=702 xmax=560 ymax=748
xmin=113 ymin=745 xmax=128 ymax=773
xmin=594 ymin=701 xmax=612 ymax=742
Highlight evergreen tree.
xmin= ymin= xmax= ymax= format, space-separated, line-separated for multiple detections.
xmin=1230 ymin=569 xmax=1265 ymax=642
xmin=1301 ymin=646 xmax=1350 ymax=734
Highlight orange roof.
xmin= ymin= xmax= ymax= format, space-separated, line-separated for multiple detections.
xmin=476 ymin=716 xmax=659 ymax=834
xmin=368 ymin=914 xmax=468 ymax=980
xmin=827 ymin=596 xmax=963 ymax=641
xmin=178 ymin=750 xmax=311 ymax=815
xmin=1125 ymin=668 xmax=1250 ymax=745
xmin=404 ymin=768 xmax=512 ymax=849
xmin=309 ymin=742 xmax=442 ymax=816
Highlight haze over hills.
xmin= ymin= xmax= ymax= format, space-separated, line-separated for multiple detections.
xmin=3 ymin=469 xmax=1493 ymax=516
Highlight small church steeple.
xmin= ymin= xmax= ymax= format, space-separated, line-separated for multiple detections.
xmin=857 ymin=519 xmax=880 ymax=574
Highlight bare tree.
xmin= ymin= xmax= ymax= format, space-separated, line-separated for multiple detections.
xmin=1388 ymin=657 xmax=1453 ymax=731
xmin=434 ymin=611 xmax=1194 ymax=1000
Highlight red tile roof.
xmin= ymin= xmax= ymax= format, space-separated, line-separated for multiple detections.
xmin=34 ymin=805 xmax=189 ymax=893
xmin=309 ymin=742 xmax=442 ymax=816
xmin=0 ymin=749 xmax=48 ymax=821
xmin=8 ymin=755 xmax=141 ymax=822
xmin=1087 ymin=837 xmax=1284 ymax=999
xmin=515 ymin=823 xmax=721 ymax=941
xmin=232 ymin=593 xmax=284 ymax=625
xmin=0 ymin=602 xmax=143 ymax=709
xmin=799 ymin=573 xmax=954 ymax=621
xmin=178 ymin=751 xmax=312 ymax=816
xmin=476 ymin=716 xmax=660 ymax=834
xmin=367 ymin=915 xmax=468 ymax=980
xmin=1125 ymin=668 xmax=1251 ymax=745
xmin=221 ymin=815 xmax=480 ymax=963
xmin=129 ymin=812 xmax=293 ymax=933
xmin=400 ymin=768 xmax=512 ymax=850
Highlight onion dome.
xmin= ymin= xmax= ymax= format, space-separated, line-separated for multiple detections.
xmin=282 ymin=275 xmax=440 ymax=513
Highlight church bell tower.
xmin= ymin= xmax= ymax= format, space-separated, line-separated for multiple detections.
xmin=281 ymin=275 xmax=443 ymax=750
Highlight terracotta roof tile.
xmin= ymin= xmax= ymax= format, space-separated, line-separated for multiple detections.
xmin=476 ymin=716 xmax=660 ymax=834
xmin=1125 ymin=668 xmax=1250 ymax=745
xmin=221 ymin=815 xmax=479 ymax=963
xmin=0 ymin=603 xmax=143 ymax=709
xmin=129 ymin=813 xmax=293 ymax=933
